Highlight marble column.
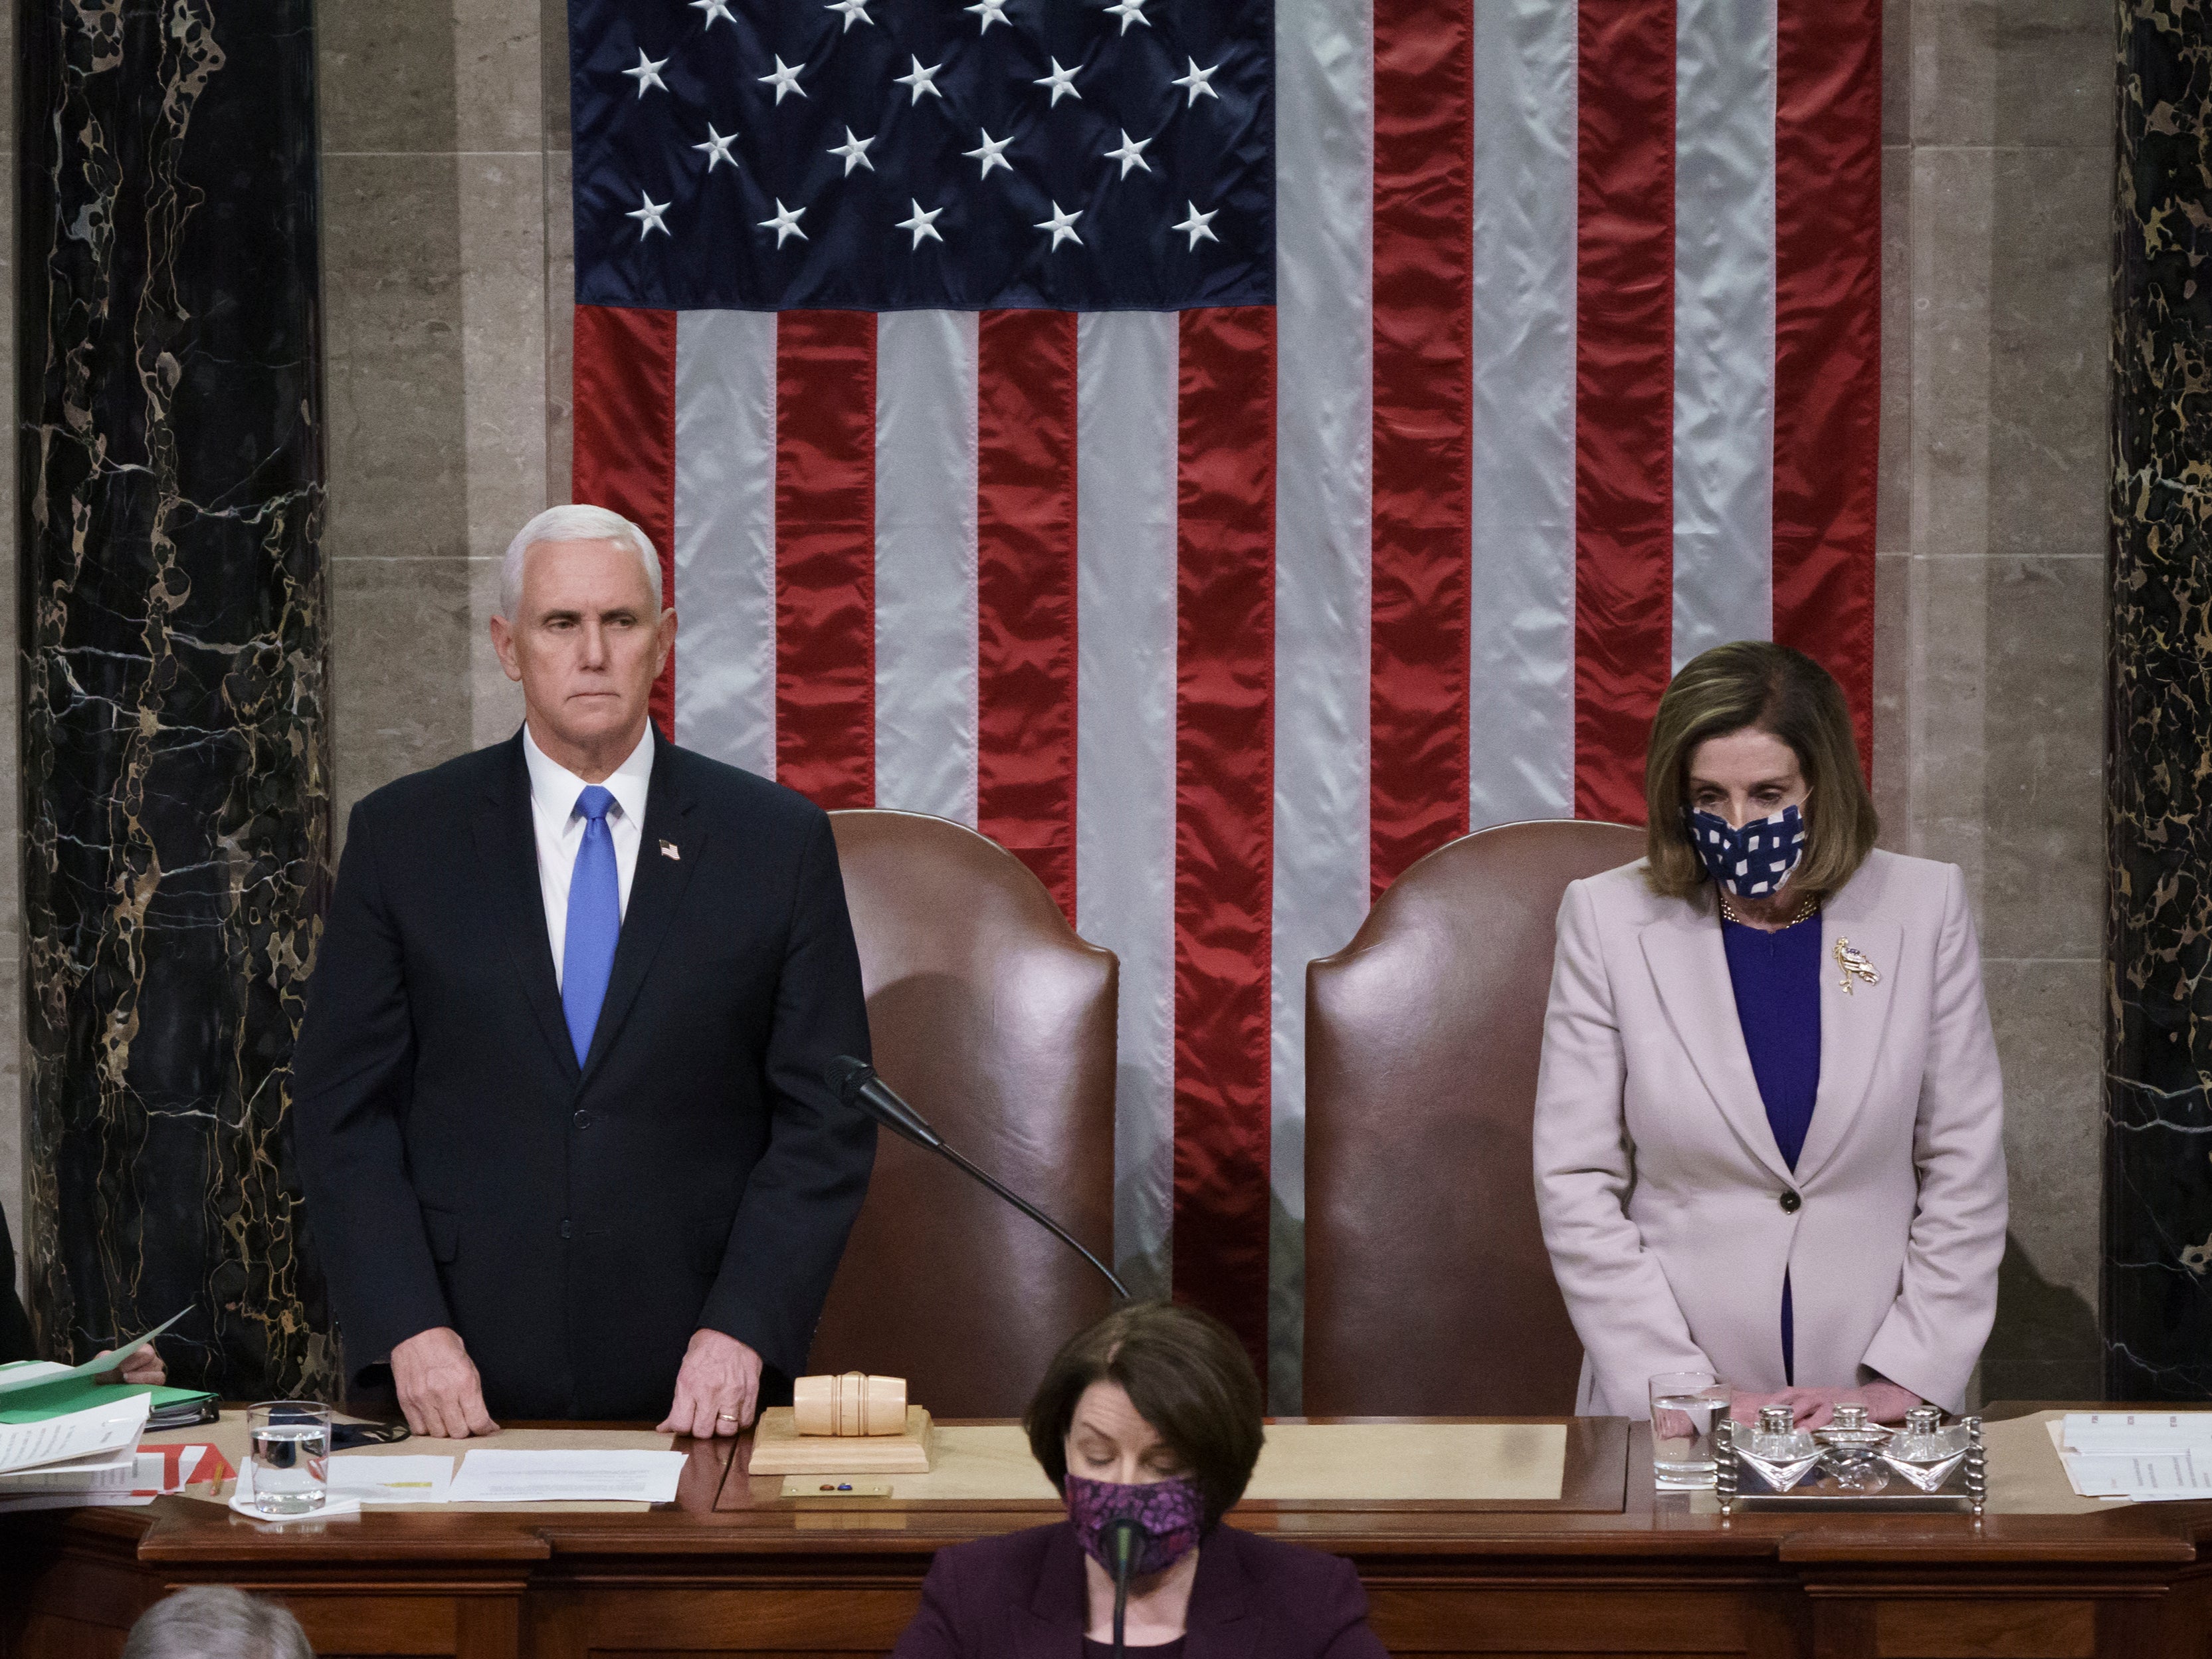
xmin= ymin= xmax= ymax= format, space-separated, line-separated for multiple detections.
xmin=2106 ymin=0 xmax=2212 ymax=1398
xmin=17 ymin=0 xmax=336 ymax=1396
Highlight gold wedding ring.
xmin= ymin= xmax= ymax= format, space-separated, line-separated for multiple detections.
xmin=716 ymin=1411 xmax=740 ymax=1422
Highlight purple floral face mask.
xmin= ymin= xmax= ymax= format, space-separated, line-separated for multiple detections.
xmin=1063 ymin=1473 xmax=1206 ymax=1577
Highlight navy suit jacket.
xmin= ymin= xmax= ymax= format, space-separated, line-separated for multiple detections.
xmin=292 ymin=728 xmax=875 ymax=1418
xmin=890 ymin=1521 xmax=1391 ymax=1659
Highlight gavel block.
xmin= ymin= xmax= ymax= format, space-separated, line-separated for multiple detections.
xmin=746 ymin=1373 xmax=934 ymax=1475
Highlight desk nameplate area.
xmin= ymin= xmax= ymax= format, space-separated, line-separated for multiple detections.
xmin=718 ymin=1415 xmax=1629 ymax=1513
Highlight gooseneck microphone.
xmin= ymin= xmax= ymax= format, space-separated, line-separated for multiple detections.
xmin=1108 ymin=1517 xmax=1142 ymax=1658
xmin=826 ymin=1055 xmax=1131 ymax=1299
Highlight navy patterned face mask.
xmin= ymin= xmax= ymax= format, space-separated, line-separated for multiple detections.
xmin=1683 ymin=803 xmax=1807 ymax=897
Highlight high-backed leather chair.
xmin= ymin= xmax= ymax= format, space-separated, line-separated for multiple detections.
xmin=1303 ymin=818 xmax=1645 ymax=1416
xmin=811 ymin=810 xmax=1118 ymax=1417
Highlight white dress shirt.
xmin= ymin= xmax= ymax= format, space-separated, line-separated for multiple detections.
xmin=523 ymin=722 xmax=654 ymax=990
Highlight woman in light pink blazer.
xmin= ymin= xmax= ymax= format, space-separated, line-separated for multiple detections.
xmin=1533 ymin=642 xmax=2006 ymax=1426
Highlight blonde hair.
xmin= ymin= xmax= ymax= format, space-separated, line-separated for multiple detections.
xmin=1643 ymin=641 xmax=1878 ymax=904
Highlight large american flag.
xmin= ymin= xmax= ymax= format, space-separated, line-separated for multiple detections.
xmin=566 ymin=0 xmax=1879 ymax=1378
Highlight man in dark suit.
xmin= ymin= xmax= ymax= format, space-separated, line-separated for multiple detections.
xmin=294 ymin=504 xmax=874 ymax=1438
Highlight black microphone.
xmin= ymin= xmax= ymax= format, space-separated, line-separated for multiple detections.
xmin=1108 ymin=1517 xmax=1142 ymax=1658
xmin=826 ymin=1055 xmax=1131 ymax=1299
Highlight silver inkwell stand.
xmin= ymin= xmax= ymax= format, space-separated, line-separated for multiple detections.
xmin=1714 ymin=1403 xmax=1986 ymax=1516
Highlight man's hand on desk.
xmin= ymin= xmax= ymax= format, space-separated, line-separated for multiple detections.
xmin=392 ymin=1326 xmax=500 ymax=1439
xmin=658 ymin=1328 xmax=763 ymax=1438
xmin=1730 ymin=1379 xmax=1920 ymax=1430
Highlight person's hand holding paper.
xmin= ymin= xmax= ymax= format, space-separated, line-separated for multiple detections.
xmin=0 ymin=1307 xmax=182 ymax=1399
xmin=96 ymin=1344 xmax=165 ymax=1386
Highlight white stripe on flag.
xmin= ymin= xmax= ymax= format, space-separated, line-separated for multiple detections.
xmin=1075 ymin=310 xmax=1180 ymax=1301
xmin=874 ymin=310 xmax=980 ymax=824
xmin=1468 ymin=0 xmax=1579 ymax=828
xmin=672 ymin=308 xmax=778 ymax=774
xmin=1271 ymin=0 xmax=1374 ymax=1404
xmin=1671 ymin=0 xmax=1776 ymax=667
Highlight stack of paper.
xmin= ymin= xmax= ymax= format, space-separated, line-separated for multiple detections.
xmin=0 ymin=1392 xmax=154 ymax=1511
xmin=0 ymin=1440 xmax=227 ymax=1513
xmin=2055 ymin=1413 xmax=2212 ymax=1501
xmin=0 ymin=1313 xmax=223 ymax=1511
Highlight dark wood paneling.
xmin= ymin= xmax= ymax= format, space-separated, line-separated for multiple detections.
xmin=1870 ymin=1600 xmax=2095 ymax=1658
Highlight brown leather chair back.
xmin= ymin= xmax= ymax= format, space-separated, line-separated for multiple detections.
xmin=1303 ymin=818 xmax=1646 ymax=1416
xmin=813 ymin=811 xmax=1119 ymax=1417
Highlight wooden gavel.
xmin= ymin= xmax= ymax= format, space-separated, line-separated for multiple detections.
xmin=791 ymin=1372 xmax=908 ymax=1437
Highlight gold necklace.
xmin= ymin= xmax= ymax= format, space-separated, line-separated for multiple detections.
xmin=1720 ymin=893 xmax=1818 ymax=929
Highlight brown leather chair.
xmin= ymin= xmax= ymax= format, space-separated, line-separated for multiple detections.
xmin=1303 ymin=818 xmax=1646 ymax=1416
xmin=810 ymin=810 xmax=1119 ymax=1417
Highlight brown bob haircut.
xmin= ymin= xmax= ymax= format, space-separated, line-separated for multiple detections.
xmin=1025 ymin=1300 xmax=1264 ymax=1529
xmin=1643 ymin=640 xmax=1878 ymax=905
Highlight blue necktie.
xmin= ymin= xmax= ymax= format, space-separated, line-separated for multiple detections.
xmin=562 ymin=786 xmax=621 ymax=1065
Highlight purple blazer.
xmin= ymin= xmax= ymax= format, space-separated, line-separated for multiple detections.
xmin=890 ymin=1521 xmax=1391 ymax=1658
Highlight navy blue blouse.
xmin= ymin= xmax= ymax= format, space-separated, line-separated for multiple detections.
xmin=1720 ymin=913 xmax=1822 ymax=1384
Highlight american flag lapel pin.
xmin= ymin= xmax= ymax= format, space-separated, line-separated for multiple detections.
xmin=659 ymin=839 xmax=680 ymax=861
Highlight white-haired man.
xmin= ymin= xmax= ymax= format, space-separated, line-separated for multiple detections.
xmin=294 ymin=505 xmax=874 ymax=1437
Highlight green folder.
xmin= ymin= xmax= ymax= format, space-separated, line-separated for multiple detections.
xmin=0 ymin=1376 xmax=217 ymax=1425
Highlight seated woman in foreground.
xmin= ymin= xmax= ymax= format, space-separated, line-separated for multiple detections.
xmin=1533 ymin=640 xmax=2007 ymax=1428
xmin=891 ymin=1300 xmax=1389 ymax=1657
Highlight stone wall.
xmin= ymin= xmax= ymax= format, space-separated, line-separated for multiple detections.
xmin=1874 ymin=0 xmax=2109 ymax=1399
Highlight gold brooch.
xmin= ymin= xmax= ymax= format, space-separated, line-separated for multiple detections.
xmin=1835 ymin=937 xmax=1880 ymax=995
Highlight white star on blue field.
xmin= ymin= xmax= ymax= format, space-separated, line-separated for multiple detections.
xmin=567 ymin=0 xmax=1272 ymax=312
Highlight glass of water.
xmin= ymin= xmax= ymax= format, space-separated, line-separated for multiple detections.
xmin=247 ymin=1401 xmax=331 ymax=1516
xmin=1649 ymin=1371 xmax=1729 ymax=1490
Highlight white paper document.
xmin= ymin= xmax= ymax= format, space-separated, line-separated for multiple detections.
xmin=447 ymin=1449 xmax=685 ymax=1504
xmin=0 ymin=1392 xmax=149 ymax=1476
xmin=328 ymin=1454 xmax=455 ymax=1505
xmin=2061 ymin=1412 xmax=2212 ymax=1454
xmin=0 ymin=1446 xmax=213 ymax=1507
xmin=0 ymin=1488 xmax=158 ymax=1513
xmin=2062 ymin=1452 xmax=2212 ymax=1500
xmin=2051 ymin=1414 xmax=2212 ymax=1501
xmin=0 ymin=1445 xmax=137 ymax=1492
xmin=0 ymin=1309 xmax=187 ymax=1398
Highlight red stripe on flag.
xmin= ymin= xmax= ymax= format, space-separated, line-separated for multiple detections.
xmin=1369 ymin=0 xmax=1472 ymax=897
xmin=976 ymin=310 xmax=1080 ymax=917
xmin=775 ymin=311 xmax=876 ymax=808
xmin=573 ymin=304 xmax=678 ymax=740
xmin=1573 ymin=3 xmax=1676 ymax=822
xmin=1773 ymin=0 xmax=1880 ymax=772
xmin=1171 ymin=306 xmax=1276 ymax=1374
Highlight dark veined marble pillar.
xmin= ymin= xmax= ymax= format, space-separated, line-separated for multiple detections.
xmin=16 ymin=0 xmax=335 ymax=1396
xmin=2108 ymin=0 xmax=2212 ymax=1398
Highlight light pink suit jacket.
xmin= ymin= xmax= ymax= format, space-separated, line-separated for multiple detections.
xmin=1532 ymin=849 xmax=2007 ymax=1417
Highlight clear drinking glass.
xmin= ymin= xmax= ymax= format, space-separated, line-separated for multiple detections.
xmin=1649 ymin=1371 xmax=1729 ymax=1489
xmin=247 ymin=1401 xmax=331 ymax=1516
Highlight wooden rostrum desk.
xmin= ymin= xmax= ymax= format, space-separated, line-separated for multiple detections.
xmin=7 ymin=1408 xmax=2210 ymax=1659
